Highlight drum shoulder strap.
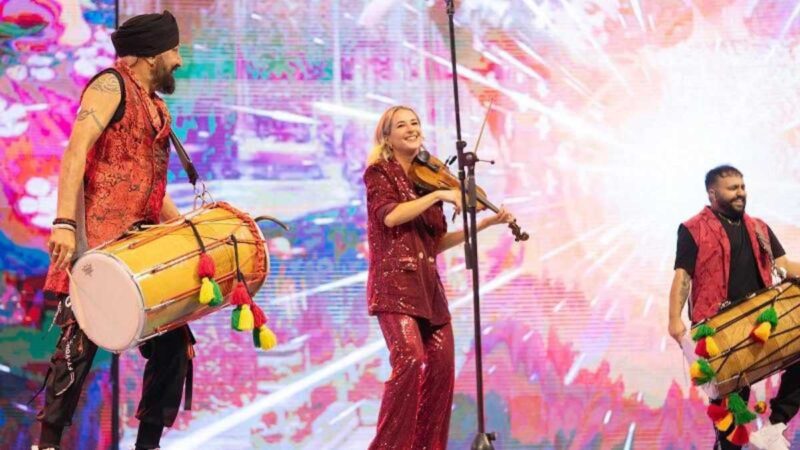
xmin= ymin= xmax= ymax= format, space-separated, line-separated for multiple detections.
xmin=169 ymin=131 xmax=199 ymax=187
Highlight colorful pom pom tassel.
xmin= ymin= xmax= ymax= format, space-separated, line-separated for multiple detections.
xmin=727 ymin=424 xmax=749 ymax=446
xmin=693 ymin=324 xmax=716 ymax=341
xmin=752 ymin=307 xmax=779 ymax=343
xmin=758 ymin=307 xmax=779 ymax=329
xmin=199 ymin=277 xmax=215 ymax=305
xmin=198 ymin=252 xmax=215 ymax=278
xmin=251 ymin=304 xmax=278 ymax=350
xmin=232 ymin=304 xmax=255 ymax=331
xmin=208 ymin=279 xmax=223 ymax=307
xmin=230 ymin=281 xmax=255 ymax=331
xmin=755 ymin=401 xmax=768 ymax=414
xmin=231 ymin=306 xmax=240 ymax=328
xmin=197 ymin=252 xmax=219 ymax=305
xmin=727 ymin=393 xmax=756 ymax=425
xmin=695 ymin=338 xmax=721 ymax=358
xmin=715 ymin=413 xmax=733 ymax=432
xmin=231 ymin=281 xmax=251 ymax=306
xmin=253 ymin=326 xmax=278 ymax=350
xmin=695 ymin=339 xmax=709 ymax=358
xmin=707 ymin=403 xmax=730 ymax=422
xmin=690 ymin=359 xmax=716 ymax=385
xmin=693 ymin=324 xmax=721 ymax=358
xmin=751 ymin=321 xmax=772 ymax=343
xmin=705 ymin=336 xmax=721 ymax=357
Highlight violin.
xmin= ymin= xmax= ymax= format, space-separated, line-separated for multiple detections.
xmin=409 ymin=150 xmax=529 ymax=242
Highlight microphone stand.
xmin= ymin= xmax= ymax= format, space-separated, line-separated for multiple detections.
xmin=444 ymin=1 xmax=496 ymax=449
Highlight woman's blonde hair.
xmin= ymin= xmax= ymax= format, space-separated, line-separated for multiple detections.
xmin=366 ymin=105 xmax=422 ymax=166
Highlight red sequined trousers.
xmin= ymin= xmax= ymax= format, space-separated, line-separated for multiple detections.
xmin=369 ymin=313 xmax=455 ymax=450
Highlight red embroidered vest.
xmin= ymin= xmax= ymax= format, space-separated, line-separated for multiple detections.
xmin=684 ymin=207 xmax=773 ymax=322
xmin=44 ymin=61 xmax=172 ymax=296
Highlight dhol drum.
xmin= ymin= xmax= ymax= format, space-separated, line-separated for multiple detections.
xmin=68 ymin=201 xmax=273 ymax=353
xmin=689 ymin=279 xmax=800 ymax=398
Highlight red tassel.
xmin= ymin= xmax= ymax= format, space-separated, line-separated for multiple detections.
xmin=695 ymin=339 xmax=710 ymax=358
xmin=727 ymin=425 xmax=749 ymax=446
xmin=231 ymin=281 xmax=251 ymax=306
xmin=707 ymin=403 xmax=729 ymax=422
xmin=198 ymin=252 xmax=215 ymax=278
xmin=252 ymin=303 xmax=266 ymax=328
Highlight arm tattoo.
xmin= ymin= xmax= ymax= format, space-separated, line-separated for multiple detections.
xmin=77 ymin=107 xmax=105 ymax=132
xmin=89 ymin=75 xmax=121 ymax=94
xmin=678 ymin=273 xmax=691 ymax=307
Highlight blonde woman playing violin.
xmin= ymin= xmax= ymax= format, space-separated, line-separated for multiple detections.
xmin=363 ymin=105 xmax=513 ymax=449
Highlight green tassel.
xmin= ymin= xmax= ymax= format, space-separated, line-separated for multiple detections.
xmin=693 ymin=324 xmax=716 ymax=342
xmin=232 ymin=305 xmax=254 ymax=331
xmin=252 ymin=328 xmax=261 ymax=348
xmin=231 ymin=307 xmax=241 ymax=330
xmin=692 ymin=359 xmax=716 ymax=385
xmin=757 ymin=307 xmax=779 ymax=330
xmin=727 ymin=393 xmax=757 ymax=425
xmin=208 ymin=280 xmax=223 ymax=307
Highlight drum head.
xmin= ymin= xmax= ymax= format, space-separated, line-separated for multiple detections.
xmin=69 ymin=252 xmax=145 ymax=353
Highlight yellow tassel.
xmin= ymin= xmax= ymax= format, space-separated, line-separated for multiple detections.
xmin=715 ymin=412 xmax=733 ymax=431
xmin=236 ymin=304 xmax=255 ymax=331
xmin=690 ymin=361 xmax=703 ymax=379
xmin=752 ymin=322 xmax=772 ymax=343
xmin=706 ymin=336 xmax=721 ymax=357
xmin=259 ymin=325 xmax=278 ymax=350
xmin=199 ymin=277 xmax=215 ymax=304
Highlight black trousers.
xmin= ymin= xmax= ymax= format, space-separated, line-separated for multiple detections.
xmin=711 ymin=362 xmax=800 ymax=450
xmin=36 ymin=300 xmax=194 ymax=431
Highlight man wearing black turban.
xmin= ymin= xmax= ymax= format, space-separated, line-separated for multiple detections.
xmin=34 ymin=10 xmax=191 ymax=450
xmin=109 ymin=10 xmax=182 ymax=94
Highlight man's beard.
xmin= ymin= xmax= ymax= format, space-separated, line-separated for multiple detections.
xmin=718 ymin=195 xmax=746 ymax=219
xmin=153 ymin=60 xmax=176 ymax=95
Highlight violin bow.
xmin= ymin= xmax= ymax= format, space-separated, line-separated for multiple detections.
xmin=472 ymin=95 xmax=495 ymax=155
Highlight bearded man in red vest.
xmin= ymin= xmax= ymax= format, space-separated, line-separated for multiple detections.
xmin=668 ymin=165 xmax=800 ymax=450
xmin=33 ymin=11 xmax=192 ymax=450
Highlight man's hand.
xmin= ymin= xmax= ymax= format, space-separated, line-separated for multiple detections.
xmin=48 ymin=228 xmax=77 ymax=271
xmin=668 ymin=317 xmax=687 ymax=344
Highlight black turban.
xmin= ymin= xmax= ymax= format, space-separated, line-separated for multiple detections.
xmin=111 ymin=10 xmax=180 ymax=57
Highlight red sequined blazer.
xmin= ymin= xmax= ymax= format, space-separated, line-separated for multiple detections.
xmin=363 ymin=158 xmax=451 ymax=325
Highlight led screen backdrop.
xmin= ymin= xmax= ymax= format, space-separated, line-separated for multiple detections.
xmin=3 ymin=0 xmax=800 ymax=448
